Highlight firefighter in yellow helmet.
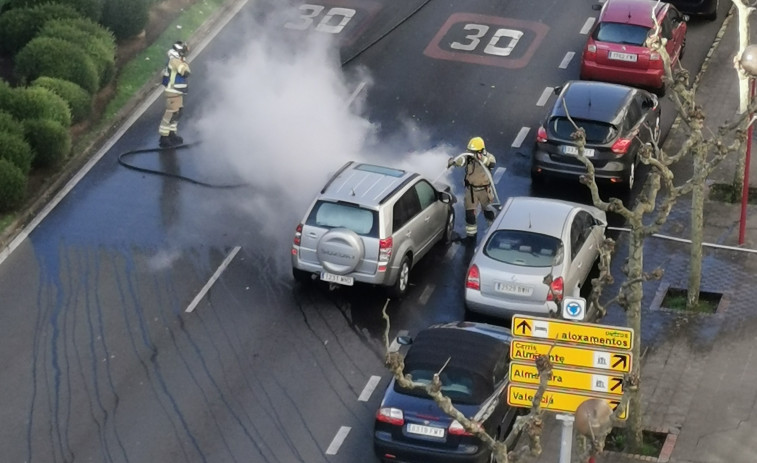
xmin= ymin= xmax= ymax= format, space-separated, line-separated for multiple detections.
xmin=158 ymin=41 xmax=191 ymax=148
xmin=448 ymin=137 xmax=497 ymax=237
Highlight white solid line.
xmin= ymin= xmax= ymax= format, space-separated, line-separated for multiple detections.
xmin=536 ymin=87 xmax=554 ymax=107
xmin=358 ymin=375 xmax=381 ymax=402
xmin=185 ymin=246 xmax=241 ymax=313
xmin=511 ymin=127 xmax=530 ymax=148
xmin=325 ymin=426 xmax=351 ymax=455
xmin=418 ymin=284 xmax=435 ymax=305
xmin=346 ymin=81 xmax=367 ymax=108
xmin=0 ymin=0 xmax=251 ymax=268
xmin=389 ymin=330 xmax=408 ymax=353
xmin=580 ymin=17 xmax=596 ymax=35
xmin=559 ymin=51 xmax=575 ymax=69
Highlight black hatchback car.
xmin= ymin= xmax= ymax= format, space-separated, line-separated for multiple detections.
xmin=669 ymin=0 xmax=718 ymax=20
xmin=531 ymin=80 xmax=660 ymax=193
xmin=373 ymin=322 xmax=521 ymax=463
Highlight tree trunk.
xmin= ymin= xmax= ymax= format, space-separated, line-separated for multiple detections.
xmin=687 ymin=142 xmax=705 ymax=309
xmin=625 ymin=228 xmax=644 ymax=452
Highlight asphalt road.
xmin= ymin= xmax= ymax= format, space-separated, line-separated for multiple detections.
xmin=0 ymin=0 xmax=731 ymax=461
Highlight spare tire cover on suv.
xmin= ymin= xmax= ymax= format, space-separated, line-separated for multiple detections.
xmin=317 ymin=228 xmax=365 ymax=275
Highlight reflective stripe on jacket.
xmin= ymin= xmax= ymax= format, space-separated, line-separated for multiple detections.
xmin=162 ymin=57 xmax=190 ymax=94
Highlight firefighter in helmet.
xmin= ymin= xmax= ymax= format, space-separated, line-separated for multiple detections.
xmin=159 ymin=41 xmax=191 ymax=148
xmin=448 ymin=137 xmax=497 ymax=237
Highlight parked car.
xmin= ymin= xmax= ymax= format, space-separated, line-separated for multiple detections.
xmin=374 ymin=321 xmax=521 ymax=463
xmin=291 ymin=161 xmax=455 ymax=298
xmin=669 ymin=0 xmax=718 ymax=21
xmin=530 ymin=80 xmax=660 ymax=192
xmin=464 ymin=196 xmax=607 ymax=320
xmin=580 ymin=0 xmax=688 ymax=95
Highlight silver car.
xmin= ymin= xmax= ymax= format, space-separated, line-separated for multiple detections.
xmin=464 ymin=196 xmax=607 ymax=319
xmin=291 ymin=161 xmax=455 ymax=298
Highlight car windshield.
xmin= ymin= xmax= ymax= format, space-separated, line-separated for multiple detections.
xmin=306 ymin=200 xmax=378 ymax=237
xmin=550 ymin=117 xmax=617 ymax=144
xmin=483 ymin=230 xmax=563 ymax=267
xmin=396 ymin=366 xmax=487 ymax=405
xmin=594 ymin=22 xmax=650 ymax=46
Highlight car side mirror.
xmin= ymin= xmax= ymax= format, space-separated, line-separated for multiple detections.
xmin=439 ymin=190 xmax=455 ymax=204
xmin=591 ymin=3 xmax=602 ymax=10
xmin=396 ymin=335 xmax=413 ymax=345
xmin=553 ymin=85 xmax=563 ymax=95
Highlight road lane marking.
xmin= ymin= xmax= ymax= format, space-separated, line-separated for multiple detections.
xmin=389 ymin=330 xmax=409 ymax=353
xmin=536 ymin=87 xmax=554 ymax=107
xmin=559 ymin=51 xmax=575 ymax=69
xmin=346 ymin=81 xmax=367 ymax=108
xmin=512 ymin=127 xmax=530 ymax=148
xmin=326 ymin=426 xmax=351 ymax=455
xmin=418 ymin=284 xmax=435 ymax=305
xmin=185 ymin=246 xmax=241 ymax=313
xmin=580 ymin=17 xmax=595 ymax=35
xmin=492 ymin=167 xmax=506 ymax=184
xmin=359 ymin=375 xmax=381 ymax=402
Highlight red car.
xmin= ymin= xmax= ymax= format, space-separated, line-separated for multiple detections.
xmin=580 ymin=0 xmax=687 ymax=95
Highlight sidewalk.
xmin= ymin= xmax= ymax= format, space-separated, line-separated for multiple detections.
xmin=535 ymin=7 xmax=757 ymax=463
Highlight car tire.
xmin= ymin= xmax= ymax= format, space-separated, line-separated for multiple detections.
xmin=625 ymin=159 xmax=636 ymax=194
xmin=679 ymin=36 xmax=686 ymax=60
xmin=293 ymin=268 xmax=312 ymax=284
xmin=388 ymin=255 xmax=411 ymax=299
xmin=442 ymin=208 xmax=455 ymax=244
xmin=705 ymin=0 xmax=718 ymax=21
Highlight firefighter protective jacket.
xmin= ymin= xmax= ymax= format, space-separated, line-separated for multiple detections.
xmin=162 ymin=56 xmax=190 ymax=94
xmin=451 ymin=152 xmax=496 ymax=187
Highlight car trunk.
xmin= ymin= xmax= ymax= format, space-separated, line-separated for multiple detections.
xmin=478 ymin=259 xmax=553 ymax=304
xmin=298 ymin=225 xmax=379 ymax=274
xmin=593 ymin=43 xmax=652 ymax=71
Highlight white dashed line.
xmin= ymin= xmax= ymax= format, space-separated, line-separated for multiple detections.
xmin=185 ymin=246 xmax=241 ymax=313
xmin=346 ymin=81 xmax=367 ymax=108
xmin=419 ymin=283 xmax=435 ymax=305
xmin=358 ymin=375 xmax=382 ymax=402
xmin=511 ymin=127 xmax=530 ymax=148
xmin=492 ymin=167 xmax=507 ymax=184
xmin=536 ymin=87 xmax=554 ymax=107
xmin=444 ymin=243 xmax=459 ymax=261
xmin=326 ymin=426 xmax=351 ymax=455
xmin=580 ymin=17 xmax=596 ymax=35
xmin=559 ymin=51 xmax=575 ymax=69
xmin=389 ymin=330 xmax=409 ymax=353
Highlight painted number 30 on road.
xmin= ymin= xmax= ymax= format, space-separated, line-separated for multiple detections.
xmin=451 ymin=24 xmax=523 ymax=57
xmin=284 ymin=5 xmax=356 ymax=34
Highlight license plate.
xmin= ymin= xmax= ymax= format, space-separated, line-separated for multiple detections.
xmin=320 ymin=272 xmax=354 ymax=286
xmin=495 ymin=282 xmax=533 ymax=296
xmin=562 ymin=145 xmax=594 ymax=157
xmin=608 ymin=51 xmax=637 ymax=62
xmin=406 ymin=423 xmax=445 ymax=438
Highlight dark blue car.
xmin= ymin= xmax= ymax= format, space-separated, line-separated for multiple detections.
xmin=373 ymin=322 xmax=522 ymax=463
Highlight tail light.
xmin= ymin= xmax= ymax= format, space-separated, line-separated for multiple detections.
xmin=376 ymin=407 xmax=404 ymax=426
xmin=292 ymin=224 xmax=303 ymax=255
xmin=448 ymin=420 xmax=473 ymax=436
xmin=546 ymin=276 xmax=564 ymax=301
xmin=466 ymin=265 xmax=480 ymax=290
xmin=649 ymin=51 xmax=661 ymax=61
xmin=378 ymin=237 xmax=393 ymax=272
xmin=586 ymin=43 xmax=597 ymax=54
xmin=536 ymin=126 xmax=548 ymax=143
xmin=611 ymin=138 xmax=632 ymax=155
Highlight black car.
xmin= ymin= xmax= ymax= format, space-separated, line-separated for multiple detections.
xmin=373 ymin=322 xmax=521 ymax=463
xmin=669 ymin=0 xmax=718 ymax=20
xmin=531 ymin=80 xmax=660 ymax=193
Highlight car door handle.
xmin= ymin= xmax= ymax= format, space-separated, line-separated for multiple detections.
xmin=577 ymin=262 xmax=583 ymax=268
xmin=424 ymin=216 xmax=431 ymax=222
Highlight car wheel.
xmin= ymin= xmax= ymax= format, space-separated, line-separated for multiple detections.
xmin=388 ymin=255 xmax=411 ymax=299
xmin=679 ymin=36 xmax=686 ymax=60
xmin=442 ymin=208 xmax=455 ymax=244
xmin=652 ymin=112 xmax=661 ymax=145
xmin=705 ymin=0 xmax=718 ymax=21
xmin=625 ymin=159 xmax=636 ymax=193
xmin=293 ymin=268 xmax=311 ymax=284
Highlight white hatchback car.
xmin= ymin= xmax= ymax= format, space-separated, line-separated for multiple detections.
xmin=464 ymin=196 xmax=607 ymax=319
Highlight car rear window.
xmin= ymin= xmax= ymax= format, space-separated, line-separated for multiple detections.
xmin=395 ymin=366 xmax=488 ymax=405
xmin=484 ymin=230 xmax=563 ymax=267
xmin=594 ymin=22 xmax=650 ymax=46
xmin=306 ymin=200 xmax=379 ymax=237
xmin=550 ymin=117 xmax=617 ymax=144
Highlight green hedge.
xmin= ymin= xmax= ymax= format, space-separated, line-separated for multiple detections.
xmin=0 ymin=158 xmax=27 ymax=213
xmin=5 ymin=0 xmax=103 ymax=21
xmin=15 ymin=36 xmax=99 ymax=94
xmin=31 ymin=77 xmax=92 ymax=124
xmin=0 ymin=131 xmax=33 ymax=174
xmin=0 ymin=3 xmax=81 ymax=55
xmin=100 ymin=0 xmax=148 ymax=41
xmin=2 ymin=86 xmax=72 ymax=127
xmin=39 ymin=20 xmax=115 ymax=86
xmin=24 ymin=118 xmax=71 ymax=168
xmin=0 ymin=110 xmax=24 ymax=137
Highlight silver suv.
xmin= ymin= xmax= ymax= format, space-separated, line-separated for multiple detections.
xmin=291 ymin=161 xmax=456 ymax=298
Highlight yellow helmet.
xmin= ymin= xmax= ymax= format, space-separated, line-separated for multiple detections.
xmin=467 ymin=136 xmax=485 ymax=152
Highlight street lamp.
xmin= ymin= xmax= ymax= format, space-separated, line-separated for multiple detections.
xmin=737 ymin=44 xmax=757 ymax=245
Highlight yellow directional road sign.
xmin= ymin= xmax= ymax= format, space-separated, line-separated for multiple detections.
xmin=509 ymin=361 xmax=624 ymax=395
xmin=512 ymin=315 xmax=634 ymax=350
xmin=510 ymin=339 xmax=632 ymax=373
xmin=507 ymin=384 xmax=626 ymax=419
